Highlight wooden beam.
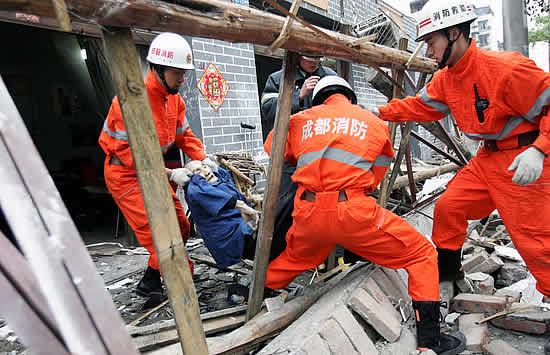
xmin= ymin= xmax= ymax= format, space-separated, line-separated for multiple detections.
xmin=269 ymin=0 xmax=303 ymax=50
xmin=51 ymin=0 xmax=71 ymax=31
xmin=0 ymin=75 xmax=140 ymax=355
xmin=247 ymin=51 xmax=299 ymax=320
xmin=101 ymin=27 xmax=208 ymax=355
xmin=392 ymin=163 xmax=460 ymax=191
xmin=211 ymin=263 xmax=373 ymax=354
xmin=220 ymin=157 xmax=255 ymax=186
xmin=378 ymin=38 xmax=408 ymax=208
xmin=0 ymin=0 xmax=437 ymax=73
xmin=0 ymin=232 xmax=69 ymax=355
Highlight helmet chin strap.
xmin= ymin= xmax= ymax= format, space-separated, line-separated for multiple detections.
xmin=439 ymin=29 xmax=462 ymax=69
xmin=154 ymin=64 xmax=179 ymax=95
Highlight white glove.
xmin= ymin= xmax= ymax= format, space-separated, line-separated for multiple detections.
xmin=202 ymin=157 xmax=218 ymax=172
xmin=508 ymin=147 xmax=545 ymax=186
xmin=236 ymin=200 xmax=259 ymax=231
xmin=370 ymin=106 xmax=380 ymax=117
xmin=170 ymin=168 xmax=192 ymax=186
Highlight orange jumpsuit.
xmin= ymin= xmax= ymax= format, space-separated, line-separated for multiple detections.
xmin=379 ymin=40 xmax=550 ymax=296
xmin=264 ymin=94 xmax=439 ymax=301
xmin=99 ymin=70 xmax=207 ymax=272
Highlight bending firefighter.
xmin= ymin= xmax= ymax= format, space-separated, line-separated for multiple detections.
xmin=264 ymin=76 xmax=466 ymax=354
xmin=374 ymin=1 xmax=550 ymax=353
xmin=99 ymin=32 xmax=217 ymax=298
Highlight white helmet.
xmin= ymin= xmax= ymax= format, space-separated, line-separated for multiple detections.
xmin=312 ymin=76 xmax=357 ymax=106
xmin=146 ymin=32 xmax=195 ymax=70
xmin=415 ymin=0 xmax=477 ymax=42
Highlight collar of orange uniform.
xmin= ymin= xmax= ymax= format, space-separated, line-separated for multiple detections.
xmin=447 ymin=39 xmax=478 ymax=78
xmin=145 ymin=70 xmax=170 ymax=99
xmin=323 ymin=93 xmax=351 ymax=105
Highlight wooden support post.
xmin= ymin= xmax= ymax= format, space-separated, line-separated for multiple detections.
xmin=247 ymin=51 xmax=299 ymax=320
xmin=101 ymin=28 xmax=208 ymax=354
xmin=378 ymin=38 xmax=408 ymax=208
xmin=51 ymin=0 xmax=72 ymax=31
xmin=400 ymin=70 xmax=428 ymax=204
xmin=404 ymin=135 xmax=416 ymax=204
xmin=386 ymin=121 xmax=414 ymax=195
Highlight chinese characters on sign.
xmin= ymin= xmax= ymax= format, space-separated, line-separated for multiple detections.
xmin=301 ymin=117 xmax=368 ymax=141
xmin=196 ymin=63 xmax=229 ymax=112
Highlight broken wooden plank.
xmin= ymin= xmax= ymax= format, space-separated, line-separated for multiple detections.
xmin=247 ymin=51 xmax=299 ymax=320
xmin=101 ymin=27 xmax=207 ymax=354
xmin=257 ymin=263 xmax=377 ymax=354
xmin=392 ymin=163 xmax=460 ymax=191
xmin=0 ymin=0 xmax=437 ymax=72
xmin=0 ymin=232 xmax=69 ymax=355
xmin=128 ymin=305 xmax=248 ymax=337
xmin=134 ymin=314 xmax=246 ymax=352
xmin=0 ymin=75 xmax=139 ymax=355
xmin=219 ymin=158 xmax=255 ymax=186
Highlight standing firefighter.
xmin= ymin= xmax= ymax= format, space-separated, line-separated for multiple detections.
xmin=264 ymin=76 xmax=466 ymax=354
xmin=99 ymin=32 xmax=217 ymax=298
xmin=374 ymin=1 xmax=550 ymax=352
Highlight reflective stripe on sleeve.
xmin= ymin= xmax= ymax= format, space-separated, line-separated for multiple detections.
xmin=102 ymin=120 xmax=128 ymax=141
xmin=176 ymin=119 xmax=190 ymax=135
xmin=261 ymin=93 xmax=279 ymax=105
xmin=524 ymin=86 xmax=550 ymax=122
xmin=418 ymin=87 xmax=451 ymax=115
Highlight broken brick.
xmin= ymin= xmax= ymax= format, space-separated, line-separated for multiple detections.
xmin=458 ymin=313 xmax=488 ymax=352
xmin=318 ymin=319 xmax=358 ymax=355
xmin=452 ymin=293 xmax=508 ymax=314
xmin=348 ymin=287 xmax=401 ymax=342
xmin=329 ymin=304 xmax=378 ymax=354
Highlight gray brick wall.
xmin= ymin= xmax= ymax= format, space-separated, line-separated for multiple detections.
xmin=192 ymin=5 xmax=263 ymax=161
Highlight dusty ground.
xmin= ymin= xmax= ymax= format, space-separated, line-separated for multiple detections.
xmin=1 ymin=236 xmax=548 ymax=354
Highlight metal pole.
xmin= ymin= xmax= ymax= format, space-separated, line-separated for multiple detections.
xmin=503 ymin=0 xmax=529 ymax=56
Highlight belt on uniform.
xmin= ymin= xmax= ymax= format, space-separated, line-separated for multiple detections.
xmin=485 ymin=131 xmax=539 ymax=152
xmin=109 ymin=156 xmax=124 ymax=166
xmin=300 ymin=190 xmax=348 ymax=202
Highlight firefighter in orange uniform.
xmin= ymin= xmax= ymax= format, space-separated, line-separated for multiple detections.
xmin=99 ymin=32 xmax=216 ymax=298
xmin=374 ymin=2 xmax=550 ymax=352
xmin=264 ymin=76 xmax=465 ymax=354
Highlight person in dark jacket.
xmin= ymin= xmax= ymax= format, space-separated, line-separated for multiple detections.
xmin=260 ymin=55 xmax=337 ymax=263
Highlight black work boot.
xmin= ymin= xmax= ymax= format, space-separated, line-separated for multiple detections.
xmin=413 ymin=301 xmax=466 ymax=355
xmin=545 ymin=338 xmax=550 ymax=355
xmin=437 ymin=248 xmax=465 ymax=282
xmin=136 ymin=266 xmax=163 ymax=297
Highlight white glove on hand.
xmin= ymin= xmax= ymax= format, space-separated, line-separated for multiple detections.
xmin=202 ymin=157 xmax=218 ymax=172
xmin=236 ymin=200 xmax=259 ymax=231
xmin=508 ymin=147 xmax=545 ymax=186
xmin=370 ymin=106 xmax=380 ymax=117
xmin=170 ymin=168 xmax=192 ymax=186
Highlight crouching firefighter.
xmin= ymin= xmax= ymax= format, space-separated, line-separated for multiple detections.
xmin=263 ymin=75 xmax=466 ymax=354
